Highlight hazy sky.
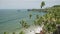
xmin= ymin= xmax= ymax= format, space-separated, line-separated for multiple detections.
xmin=0 ymin=0 xmax=60 ymax=9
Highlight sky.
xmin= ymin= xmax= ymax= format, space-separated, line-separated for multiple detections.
xmin=0 ymin=0 xmax=60 ymax=9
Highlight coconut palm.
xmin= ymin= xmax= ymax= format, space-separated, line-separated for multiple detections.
xmin=36 ymin=15 xmax=39 ymax=19
xmin=41 ymin=1 xmax=45 ymax=8
xmin=4 ymin=32 xmax=7 ymax=34
xmin=34 ymin=16 xmax=44 ymax=26
xmin=12 ymin=32 xmax=15 ymax=34
xmin=29 ymin=14 xmax=32 ymax=19
xmin=20 ymin=20 xmax=30 ymax=28
xmin=19 ymin=31 xmax=25 ymax=34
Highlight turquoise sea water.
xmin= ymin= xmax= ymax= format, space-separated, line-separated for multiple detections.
xmin=0 ymin=9 xmax=46 ymax=34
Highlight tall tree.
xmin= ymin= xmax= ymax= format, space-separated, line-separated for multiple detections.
xmin=41 ymin=1 xmax=45 ymax=8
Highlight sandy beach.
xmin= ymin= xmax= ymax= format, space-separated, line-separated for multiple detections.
xmin=8 ymin=25 xmax=43 ymax=34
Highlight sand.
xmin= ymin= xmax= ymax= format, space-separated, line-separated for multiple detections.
xmin=8 ymin=25 xmax=43 ymax=34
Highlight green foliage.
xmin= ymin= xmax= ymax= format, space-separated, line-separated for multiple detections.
xmin=29 ymin=14 xmax=32 ymax=19
xmin=20 ymin=20 xmax=30 ymax=28
xmin=43 ymin=7 xmax=60 ymax=33
xmin=12 ymin=32 xmax=15 ymax=34
xmin=34 ymin=17 xmax=44 ymax=26
xmin=4 ymin=32 xmax=7 ymax=34
xmin=45 ymin=22 xmax=56 ymax=32
xmin=34 ymin=6 xmax=60 ymax=34
xmin=36 ymin=15 xmax=39 ymax=19
xmin=19 ymin=4 xmax=60 ymax=34
xmin=41 ymin=1 xmax=45 ymax=8
xmin=19 ymin=31 xmax=25 ymax=34
xmin=53 ymin=5 xmax=60 ymax=7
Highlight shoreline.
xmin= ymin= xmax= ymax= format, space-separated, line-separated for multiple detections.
xmin=6 ymin=25 xmax=43 ymax=34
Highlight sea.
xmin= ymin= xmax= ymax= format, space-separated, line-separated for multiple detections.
xmin=0 ymin=9 xmax=46 ymax=34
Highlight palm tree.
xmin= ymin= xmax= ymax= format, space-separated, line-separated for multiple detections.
xmin=34 ymin=16 xmax=44 ymax=26
xmin=41 ymin=1 xmax=45 ymax=8
xmin=4 ymin=32 xmax=7 ymax=34
xmin=36 ymin=15 xmax=39 ymax=19
xmin=12 ymin=32 xmax=15 ymax=34
xmin=20 ymin=20 xmax=30 ymax=28
xmin=29 ymin=14 xmax=32 ymax=19
xmin=19 ymin=31 xmax=25 ymax=34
